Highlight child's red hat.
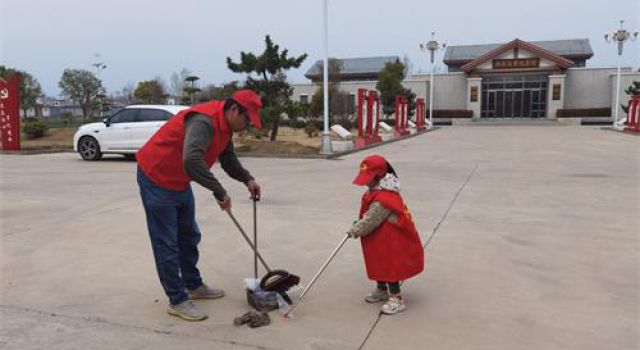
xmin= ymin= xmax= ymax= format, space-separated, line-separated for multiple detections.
xmin=352 ymin=155 xmax=388 ymax=186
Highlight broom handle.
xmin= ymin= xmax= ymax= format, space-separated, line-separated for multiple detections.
xmin=226 ymin=209 xmax=271 ymax=272
xmin=285 ymin=235 xmax=350 ymax=317
xmin=253 ymin=199 xmax=258 ymax=279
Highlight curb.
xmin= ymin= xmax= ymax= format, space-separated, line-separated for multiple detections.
xmin=2 ymin=129 xmax=436 ymax=158
xmin=237 ymin=128 xmax=436 ymax=160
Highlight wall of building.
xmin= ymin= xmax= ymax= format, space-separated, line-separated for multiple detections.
xmin=408 ymin=73 xmax=467 ymax=109
xmin=292 ymin=72 xmax=468 ymax=112
xmin=292 ymin=67 xmax=639 ymax=117
xmin=564 ymin=67 xmax=621 ymax=109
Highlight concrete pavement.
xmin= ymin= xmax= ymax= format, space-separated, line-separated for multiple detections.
xmin=1 ymin=126 xmax=638 ymax=349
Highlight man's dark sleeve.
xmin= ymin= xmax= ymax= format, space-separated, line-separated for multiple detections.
xmin=219 ymin=141 xmax=254 ymax=184
xmin=183 ymin=113 xmax=228 ymax=201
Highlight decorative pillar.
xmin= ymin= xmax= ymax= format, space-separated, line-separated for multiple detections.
xmin=547 ymin=74 xmax=566 ymax=119
xmin=466 ymin=77 xmax=482 ymax=119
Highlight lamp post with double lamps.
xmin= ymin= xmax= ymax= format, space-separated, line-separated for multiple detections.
xmin=604 ymin=19 xmax=638 ymax=128
xmin=92 ymin=54 xmax=107 ymax=117
xmin=420 ymin=32 xmax=445 ymax=129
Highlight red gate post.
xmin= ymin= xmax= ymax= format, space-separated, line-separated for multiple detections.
xmin=402 ymin=96 xmax=409 ymax=134
xmin=394 ymin=95 xmax=410 ymax=137
xmin=365 ymin=90 xmax=373 ymax=138
xmin=0 ymin=73 xmax=21 ymax=151
xmin=355 ymin=88 xmax=368 ymax=148
xmin=394 ymin=95 xmax=402 ymax=137
xmin=416 ymin=98 xmax=426 ymax=132
xmin=367 ymin=90 xmax=382 ymax=144
xmin=421 ymin=98 xmax=426 ymax=131
xmin=357 ymin=88 xmax=366 ymax=138
xmin=624 ymin=95 xmax=640 ymax=133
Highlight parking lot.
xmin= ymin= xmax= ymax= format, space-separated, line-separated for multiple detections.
xmin=1 ymin=126 xmax=638 ymax=350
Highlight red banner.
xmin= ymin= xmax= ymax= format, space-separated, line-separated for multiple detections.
xmin=0 ymin=73 xmax=21 ymax=151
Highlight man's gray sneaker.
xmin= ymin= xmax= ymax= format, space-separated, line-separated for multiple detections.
xmin=188 ymin=284 xmax=225 ymax=300
xmin=167 ymin=300 xmax=207 ymax=321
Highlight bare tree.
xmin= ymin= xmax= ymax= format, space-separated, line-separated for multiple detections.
xmin=169 ymin=68 xmax=191 ymax=97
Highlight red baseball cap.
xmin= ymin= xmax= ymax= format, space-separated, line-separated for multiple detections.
xmin=232 ymin=89 xmax=263 ymax=128
xmin=352 ymin=155 xmax=388 ymax=186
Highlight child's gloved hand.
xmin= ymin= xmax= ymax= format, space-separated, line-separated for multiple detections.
xmin=346 ymin=229 xmax=360 ymax=239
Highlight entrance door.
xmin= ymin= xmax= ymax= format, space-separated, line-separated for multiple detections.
xmin=481 ymin=75 xmax=547 ymax=118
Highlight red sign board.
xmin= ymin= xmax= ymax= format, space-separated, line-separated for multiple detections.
xmin=492 ymin=58 xmax=540 ymax=69
xmin=0 ymin=73 xmax=21 ymax=151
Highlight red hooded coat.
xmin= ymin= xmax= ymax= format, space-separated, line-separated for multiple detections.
xmin=359 ymin=190 xmax=424 ymax=282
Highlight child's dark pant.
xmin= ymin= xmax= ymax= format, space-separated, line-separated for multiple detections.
xmin=377 ymin=281 xmax=400 ymax=294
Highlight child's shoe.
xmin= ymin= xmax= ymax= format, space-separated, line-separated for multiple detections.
xmin=381 ymin=296 xmax=406 ymax=314
xmin=364 ymin=288 xmax=389 ymax=303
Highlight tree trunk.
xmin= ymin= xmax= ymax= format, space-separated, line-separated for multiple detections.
xmin=270 ymin=117 xmax=279 ymax=141
xmin=82 ymin=106 xmax=89 ymax=120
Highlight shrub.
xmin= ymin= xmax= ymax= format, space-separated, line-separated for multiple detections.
xmin=431 ymin=110 xmax=473 ymax=118
xmin=305 ymin=123 xmax=319 ymax=138
xmin=336 ymin=118 xmax=354 ymax=131
xmin=292 ymin=118 xmax=307 ymax=129
xmin=22 ymin=120 xmax=49 ymax=139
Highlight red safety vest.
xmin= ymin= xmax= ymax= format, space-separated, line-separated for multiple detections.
xmin=359 ymin=190 xmax=424 ymax=282
xmin=137 ymin=101 xmax=232 ymax=191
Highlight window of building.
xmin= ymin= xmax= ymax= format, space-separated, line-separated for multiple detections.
xmin=552 ymin=84 xmax=561 ymax=101
xmin=470 ymin=86 xmax=478 ymax=102
xmin=300 ymin=94 xmax=309 ymax=104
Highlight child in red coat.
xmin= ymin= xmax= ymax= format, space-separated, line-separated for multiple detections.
xmin=347 ymin=155 xmax=424 ymax=314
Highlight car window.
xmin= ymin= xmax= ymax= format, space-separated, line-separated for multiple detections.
xmin=110 ymin=109 xmax=138 ymax=123
xmin=136 ymin=109 xmax=173 ymax=122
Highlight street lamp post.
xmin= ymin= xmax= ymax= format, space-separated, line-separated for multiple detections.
xmin=605 ymin=19 xmax=638 ymax=128
xmin=320 ymin=0 xmax=332 ymax=154
xmin=420 ymin=32 xmax=445 ymax=130
xmin=92 ymin=54 xmax=107 ymax=117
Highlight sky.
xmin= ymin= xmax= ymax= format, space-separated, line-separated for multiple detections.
xmin=1 ymin=0 xmax=639 ymax=96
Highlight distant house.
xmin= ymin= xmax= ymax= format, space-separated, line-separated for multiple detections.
xmin=304 ymin=56 xmax=403 ymax=82
xmin=39 ymin=97 xmax=83 ymax=118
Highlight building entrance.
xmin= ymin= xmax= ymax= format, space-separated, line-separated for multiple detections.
xmin=481 ymin=75 xmax=548 ymax=118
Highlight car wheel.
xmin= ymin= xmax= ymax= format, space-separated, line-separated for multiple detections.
xmin=78 ymin=136 xmax=103 ymax=161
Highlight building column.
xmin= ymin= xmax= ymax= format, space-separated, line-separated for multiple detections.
xmin=547 ymin=74 xmax=566 ymax=119
xmin=466 ymin=77 xmax=482 ymax=119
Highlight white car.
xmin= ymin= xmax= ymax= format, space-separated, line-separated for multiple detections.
xmin=74 ymin=105 xmax=189 ymax=160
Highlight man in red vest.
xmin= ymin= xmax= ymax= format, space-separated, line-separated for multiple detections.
xmin=136 ymin=90 xmax=262 ymax=321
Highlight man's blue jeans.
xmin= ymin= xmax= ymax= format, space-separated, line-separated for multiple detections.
xmin=137 ymin=168 xmax=203 ymax=305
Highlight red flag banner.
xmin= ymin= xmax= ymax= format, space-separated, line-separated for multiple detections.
xmin=0 ymin=73 xmax=21 ymax=151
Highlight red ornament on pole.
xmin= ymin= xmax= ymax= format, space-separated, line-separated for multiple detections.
xmin=394 ymin=95 xmax=410 ymax=137
xmin=625 ymin=95 xmax=640 ymax=133
xmin=416 ymin=98 xmax=427 ymax=131
xmin=0 ymin=73 xmax=21 ymax=151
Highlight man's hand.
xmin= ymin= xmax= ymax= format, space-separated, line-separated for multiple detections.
xmin=217 ymin=195 xmax=232 ymax=211
xmin=246 ymin=180 xmax=261 ymax=200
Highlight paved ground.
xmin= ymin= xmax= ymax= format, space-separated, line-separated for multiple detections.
xmin=1 ymin=126 xmax=638 ymax=350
